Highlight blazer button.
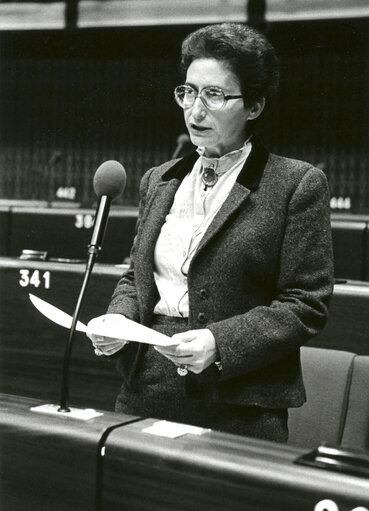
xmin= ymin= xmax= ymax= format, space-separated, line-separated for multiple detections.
xmin=199 ymin=289 xmax=208 ymax=299
xmin=197 ymin=312 xmax=207 ymax=323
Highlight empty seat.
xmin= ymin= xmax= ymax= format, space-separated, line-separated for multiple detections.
xmin=288 ymin=347 xmax=355 ymax=448
xmin=341 ymin=355 xmax=369 ymax=450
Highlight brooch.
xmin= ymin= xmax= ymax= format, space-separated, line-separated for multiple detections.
xmin=201 ymin=166 xmax=218 ymax=190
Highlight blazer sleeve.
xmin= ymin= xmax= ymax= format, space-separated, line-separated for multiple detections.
xmin=208 ymin=167 xmax=334 ymax=381
xmin=106 ymin=168 xmax=153 ymax=321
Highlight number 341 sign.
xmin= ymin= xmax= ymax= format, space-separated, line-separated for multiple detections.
xmin=19 ymin=269 xmax=51 ymax=289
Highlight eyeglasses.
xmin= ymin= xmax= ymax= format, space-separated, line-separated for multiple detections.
xmin=174 ymin=85 xmax=243 ymax=111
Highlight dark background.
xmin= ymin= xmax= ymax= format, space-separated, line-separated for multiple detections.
xmin=0 ymin=17 xmax=368 ymax=211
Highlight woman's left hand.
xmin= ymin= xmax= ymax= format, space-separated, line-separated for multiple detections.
xmin=154 ymin=328 xmax=218 ymax=374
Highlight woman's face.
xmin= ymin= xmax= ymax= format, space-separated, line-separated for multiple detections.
xmin=183 ymin=58 xmax=253 ymax=157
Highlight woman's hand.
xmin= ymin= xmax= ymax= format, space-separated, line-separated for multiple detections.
xmin=86 ymin=314 xmax=128 ymax=356
xmin=154 ymin=328 xmax=218 ymax=374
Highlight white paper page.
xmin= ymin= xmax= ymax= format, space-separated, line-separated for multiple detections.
xmin=90 ymin=314 xmax=177 ymax=347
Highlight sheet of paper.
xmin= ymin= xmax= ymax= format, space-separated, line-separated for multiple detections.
xmin=142 ymin=420 xmax=208 ymax=439
xmin=90 ymin=314 xmax=178 ymax=347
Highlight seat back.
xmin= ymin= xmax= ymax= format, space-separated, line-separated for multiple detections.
xmin=341 ymin=355 xmax=369 ymax=449
xmin=288 ymin=347 xmax=355 ymax=448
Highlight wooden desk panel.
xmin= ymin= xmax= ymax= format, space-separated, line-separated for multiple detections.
xmin=9 ymin=206 xmax=138 ymax=264
xmin=101 ymin=418 xmax=369 ymax=511
xmin=0 ymin=393 xmax=138 ymax=511
xmin=0 ymin=258 xmax=125 ymax=411
xmin=1 ymin=394 xmax=368 ymax=511
xmin=331 ymin=220 xmax=367 ymax=280
xmin=0 ymin=207 xmax=10 ymax=256
xmin=365 ymin=228 xmax=369 ymax=281
xmin=309 ymin=280 xmax=369 ymax=355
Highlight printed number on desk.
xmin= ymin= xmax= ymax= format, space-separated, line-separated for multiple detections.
xmin=74 ymin=214 xmax=94 ymax=229
xmin=56 ymin=186 xmax=76 ymax=200
xmin=315 ymin=500 xmax=368 ymax=511
xmin=19 ymin=270 xmax=51 ymax=289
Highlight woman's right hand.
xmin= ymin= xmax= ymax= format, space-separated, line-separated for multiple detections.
xmin=86 ymin=314 xmax=129 ymax=356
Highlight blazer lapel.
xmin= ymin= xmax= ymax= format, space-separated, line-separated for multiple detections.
xmin=135 ymin=153 xmax=198 ymax=324
xmin=192 ymin=183 xmax=251 ymax=261
xmin=136 ymin=179 xmax=182 ymax=324
xmin=191 ymin=138 xmax=269 ymax=264
xmin=130 ymin=176 xmax=186 ymax=379
xmin=139 ymin=151 xmax=199 ymax=269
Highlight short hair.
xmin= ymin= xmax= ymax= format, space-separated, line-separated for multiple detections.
xmin=180 ymin=23 xmax=279 ymax=110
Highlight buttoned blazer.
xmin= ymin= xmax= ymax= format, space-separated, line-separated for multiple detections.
xmin=108 ymin=139 xmax=334 ymax=409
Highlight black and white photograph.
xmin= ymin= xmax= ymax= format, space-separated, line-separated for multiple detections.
xmin=0 ymin=1 xmax=368 ymax=510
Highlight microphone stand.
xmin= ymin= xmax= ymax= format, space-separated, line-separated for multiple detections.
xmin=58 ymin=251 xmax=97 ymax=412
xmin=30 ymin=158 xmax=126 ymax=419
xmin=58 ymin=195 xmax=111 ymax=413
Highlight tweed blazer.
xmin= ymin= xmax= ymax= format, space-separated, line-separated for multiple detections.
xmin=108 ymin=139 xmax=334 ymax=409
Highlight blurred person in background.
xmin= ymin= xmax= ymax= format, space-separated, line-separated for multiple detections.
xmin=87 ymin=23 xmax=334 ymax=442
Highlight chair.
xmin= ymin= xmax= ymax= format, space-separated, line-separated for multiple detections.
xmin=288 ymin=347 xmax=355 ymax=448
xmin=341 ymin=355 xmax=369 ymax=450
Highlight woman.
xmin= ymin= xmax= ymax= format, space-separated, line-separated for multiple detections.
xmin=87 ymin=23 xmax=334 ymax=442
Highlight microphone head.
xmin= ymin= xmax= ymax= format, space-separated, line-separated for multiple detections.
xmin=177 ymin=133 xmax=190 ymax=145
xmin=93 ymin=160 xmax=127 ymax=200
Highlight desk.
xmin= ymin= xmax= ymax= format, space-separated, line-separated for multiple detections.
xmin=1 ymin=394 xmax=368 ymax=511
xmin=8 ymin=206 xmax=138 ymax=263
xmin=331 ymin=217 xmax=368 ymax=281
xmin=0 ymin=257 xmax=126 ymax=410
xmin=0 ymin=206 xmax=11 ymax=256
xmin=101 ymin=417 xmax=369 ymax=510
xmin=310 ymin=280 xmax=369 ymax=355
xmin=0 ymin=393 xmax=138 ymax=511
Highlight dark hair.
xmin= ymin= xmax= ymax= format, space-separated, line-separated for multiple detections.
xmin=180 ymin=23 xmax=279 ymax=111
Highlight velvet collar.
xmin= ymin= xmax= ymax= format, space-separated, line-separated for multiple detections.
xmin=161 ymin=136 xmax=269 ymax=192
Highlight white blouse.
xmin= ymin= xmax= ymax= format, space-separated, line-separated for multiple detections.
xmin=153 ymin=140 xmax=252 ymax=318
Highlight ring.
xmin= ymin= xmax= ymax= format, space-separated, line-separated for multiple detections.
xmin=94 ymin=347 xmax=103 ymax=356
xmin=177 ymin=364 xmax=188 ymax=376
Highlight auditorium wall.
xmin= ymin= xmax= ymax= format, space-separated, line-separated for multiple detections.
xmin=0 ymin=18 xmax=368 ymax=212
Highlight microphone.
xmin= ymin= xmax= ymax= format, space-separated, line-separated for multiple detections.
xmin=171 ymin=133 xmax=191 ymax=159
xmin=89 ymin=160 xmax=127 ymax=254
xmin=57 ymin=160 xmax=126 ymax=414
